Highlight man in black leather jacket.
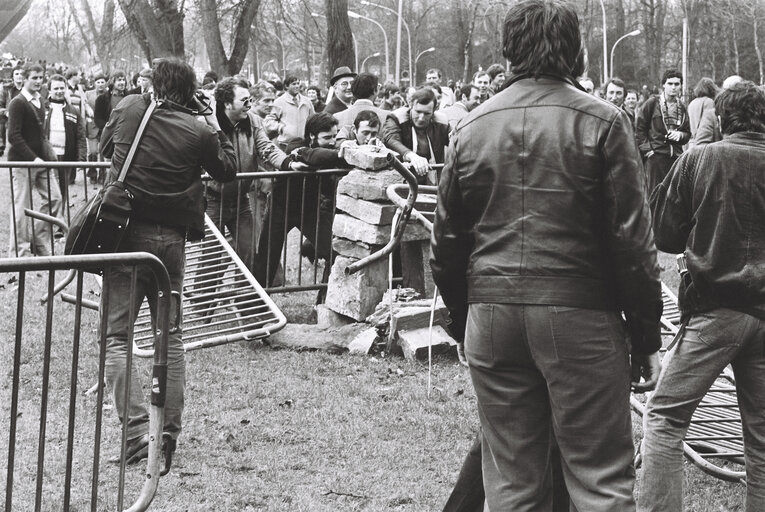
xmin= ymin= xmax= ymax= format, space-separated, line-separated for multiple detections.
xmin=430 ymin=1 xmax=662 ymax=510
xmin=100 ymin=58 xmax=237 ymax=465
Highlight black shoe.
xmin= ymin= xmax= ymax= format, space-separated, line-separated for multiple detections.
xmin=109 ymin=433 xmax=150 ymax=465
xmin=160 ymin=432 xmax=177 ymax=476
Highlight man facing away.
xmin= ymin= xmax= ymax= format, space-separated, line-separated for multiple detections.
xmin=430 ymin=1 xmax=663 ymax=510
xmin=7 ymin=63 xmax=61 ymax=257
xmin=99 ymin=57 xmax=238 ymax=464
xmin=640 ymin=80 xmax=765 ymax=512
xmin=333 ymin=72 xmax=387 ymax=128
xmin=636 ymin=69 xmax=691 ymax=193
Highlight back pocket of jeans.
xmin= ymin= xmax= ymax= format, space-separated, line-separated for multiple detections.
xmin=548 ymin=306 xmax=619 ymax=362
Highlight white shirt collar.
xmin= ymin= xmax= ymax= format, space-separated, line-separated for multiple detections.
xmin=21 ymin=88 xmax=41 ymax=105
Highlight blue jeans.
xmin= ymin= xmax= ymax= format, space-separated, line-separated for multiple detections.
xmin=638 ymin=309 xmax=765 ymax=511
xmin=466 ymin=304 xmax=636 ymax=512
xmin=103 ymin=221 xmax=186 ymax=441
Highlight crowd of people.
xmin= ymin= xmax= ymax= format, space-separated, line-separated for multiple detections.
xmin=1 ymin=0 xmax=764 ymax=510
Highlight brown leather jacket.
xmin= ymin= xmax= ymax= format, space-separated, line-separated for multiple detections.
xmin=431 ymin=76 xmax=663 ymax=354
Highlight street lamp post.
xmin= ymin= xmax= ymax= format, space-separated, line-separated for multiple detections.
xmin=610 ymin=29 xmax=641 ymax=78
xmin=414 ymin=47 xmax=435 ymax=85
xmin=599 ymin=0 xmax=607 ymax=84
xmin=361 ymin=52 xmax=381 ymax=72
xmin=347 ymin=10 xmax=390 ymax=80
xmin=361 ymin=0 xmax=412 ymax=85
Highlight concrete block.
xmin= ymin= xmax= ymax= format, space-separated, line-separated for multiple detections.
xmin=348 ymin=327 xmax=380 ymax=354
xmin=325 ymin=255 xmax=389 ymax=321
xmin=332 ymin=237 xmax=382 ymax=259
xmin=397 ymin=325 xmax=458 ymax=361
xmin=341 ymin=146 xmax=393 ymax=171
xmin=390 ymin=302 xmax=448 ymax=334
xmin=336 ymin=169 xmax=404 ymax=202
xmin=315 ymin=304 xmax=355 ymax=330
xmin=333 ymin=213 xmax=431 ymax=245
xmin=336 ymin=194 xmax=397 ymax=225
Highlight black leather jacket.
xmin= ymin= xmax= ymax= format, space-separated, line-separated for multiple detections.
xmin=431 ymin=76 xmax=663 ymax=354
xmin=100 ymin=94 xmax=237 ymax=241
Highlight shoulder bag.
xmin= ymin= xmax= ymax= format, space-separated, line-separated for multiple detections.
xmin=64 ymin=100 xmax=156 ymax=257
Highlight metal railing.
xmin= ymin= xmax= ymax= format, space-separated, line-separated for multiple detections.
xmin=0 ymin=162 xmax=349 ymax=295
xmin=0 ymin=253 xmax=170 ymax=511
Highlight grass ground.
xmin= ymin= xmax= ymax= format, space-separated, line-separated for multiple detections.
xmin=0 ymin=161 xmax=746 ymax=511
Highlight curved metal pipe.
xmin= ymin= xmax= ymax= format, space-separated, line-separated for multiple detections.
xmin=345 ymin=154 xmax=418 ymax=275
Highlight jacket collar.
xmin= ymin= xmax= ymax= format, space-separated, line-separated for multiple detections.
xmin=217 ymin=109 xmax=252 ymax=137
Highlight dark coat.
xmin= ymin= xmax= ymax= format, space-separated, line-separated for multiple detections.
xmin=100 ymin=94 xmax=238 ymax=240
xmin=431 ymin=76 xmax=662 ymax=354
xmin=323 ymin=95 xmax=349 ymax=115
xmin=44 ymin=100 xmax=86 ymax=162
xmin=7 ymin=93 xmax=52 ymax=161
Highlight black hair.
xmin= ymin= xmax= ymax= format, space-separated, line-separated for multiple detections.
xmin=502 ymin=0 xmax=584 ymax=79
xmin=152 ymin=57 xmax=197 ymax=106
xmin=202 ymin=71 xmax=218 ymax=86
xmin=605 ymin=77 xmax=626 ymax=91
xmin=410 ymin=87 xmax=437 ymax=108
xmin=215 ymin=77 xmax=249 ymax=106
xmin=304 ymin=112 xmax=339 ymax=143
xmin=486 ymin=63 xmax=505 ymax=81
xmin=20 ymin=63 xmax=44 ymax=79
xmin=283 ymin=75 xmax=299 ymax=87
xmin=714 ymin=80 xmax=765 ymax=135
xmin=351 ymin=73 xmax=378 ymax=100
xmin=459 ymin=83 xmax=478 ymax=100
xmin=661 ymin=69 xmax=683 ymax=85
xmin=48 ymin=74 xmax=66 ymax=88
xmin=353 ymin=109 xmax=381 ymax=129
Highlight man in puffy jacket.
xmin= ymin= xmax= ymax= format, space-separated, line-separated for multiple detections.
xmin=430 ymin=1 xmax=662 ymax=510
xmin=99 ymin=58 xmax=237 ymax=465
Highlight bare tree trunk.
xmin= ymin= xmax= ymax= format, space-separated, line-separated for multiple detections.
xmin=199 ymin=0 xmax=259 ymax=77
xmin=116 ymin=0 xmax=185 ymax=60
xmin=755 ymin=16 xmax=764 ymax=84
xmin=461 ymin=1 xmax=480 ymax=84
xmin=325 ymin=0 xmax=354 ymax=76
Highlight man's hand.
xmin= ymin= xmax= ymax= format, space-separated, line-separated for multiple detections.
xmin=645 ymin=150 xmax=655 ymax=159
xmin=631 ymin=352 xmax=661 ymax=392
xmin=289 ymin=161 xmax=310 ymax=171
xmin=406 ymin=152 xmax=429 ymax=176
xmin=666 ymin=130 xmax=682 ymax=142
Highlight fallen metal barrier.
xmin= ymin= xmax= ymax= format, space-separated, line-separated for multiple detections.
xmin=0 ymin=253 xmax=170 ymax=511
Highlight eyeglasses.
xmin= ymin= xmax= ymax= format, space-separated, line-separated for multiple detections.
xmin=239 ymin=97 xmax=252 ymax=105
xmin=336 ymin=81 xmax=353 ymax=89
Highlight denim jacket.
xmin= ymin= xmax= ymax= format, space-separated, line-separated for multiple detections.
xmin=651 ymin=132 xmax=765 ymax=319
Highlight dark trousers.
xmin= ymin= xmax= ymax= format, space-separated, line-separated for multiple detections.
xmin=0 ymin=119 xmax=6 ymax=151
xmin=254 ymin=176 xmax=334 ymax=287
xmin=644 ymin=153 xmax=677 ymax=197
xmin=443 ymin=429 xmax=572 ymax=512
xmin=466 ymin=303 xmax=636 ymax=511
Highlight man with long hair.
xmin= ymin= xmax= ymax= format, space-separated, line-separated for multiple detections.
xmin=431 ymin=1 xmax=662 ymax=509
xmin=99 ymin=57 xmax=237 ymax=464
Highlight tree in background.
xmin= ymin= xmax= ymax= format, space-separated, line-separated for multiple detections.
xmin=325 ymin=0 xmax=354 ymax=75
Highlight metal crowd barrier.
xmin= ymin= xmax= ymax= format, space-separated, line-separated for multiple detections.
xmin=52 ymin=215 xmax=288 ymax=356
xmin=0 ymin=253 xmax=170 ymax=511
xmin=0 ymin=163 xmax=348 ymax=296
